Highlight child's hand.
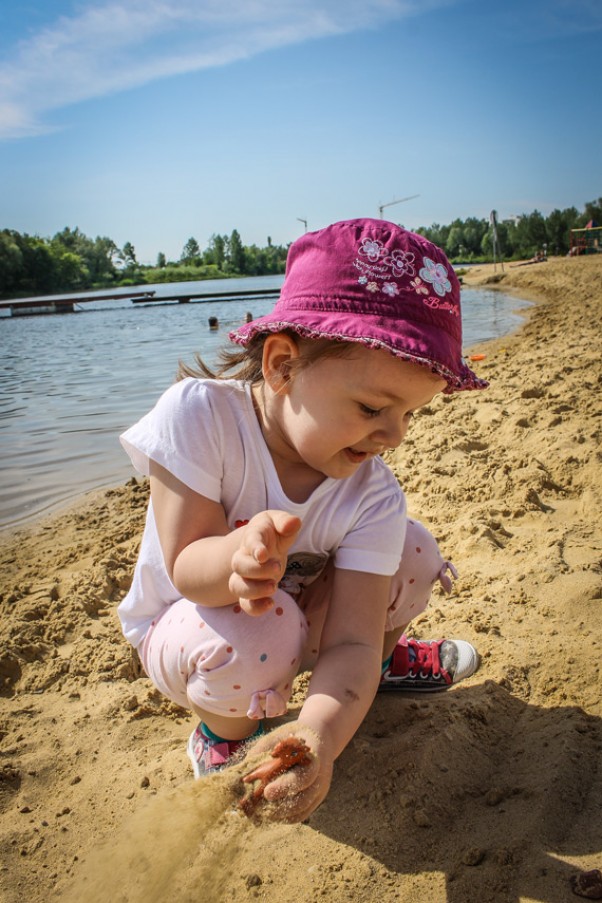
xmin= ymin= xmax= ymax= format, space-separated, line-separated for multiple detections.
xmin=230 ymin=511 xmax=301 ymax=616
xmin=240 ymin=723 xmax=333 ymax=823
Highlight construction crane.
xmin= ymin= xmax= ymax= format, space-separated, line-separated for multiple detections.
xmin=378 ymin=194 xmax=420 ymax=218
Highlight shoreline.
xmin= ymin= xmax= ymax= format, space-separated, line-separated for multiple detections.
xmin=1 ymin=271 xmax=533 ymax=538
xmin=1 ymin=254 xmax=601 ymax=903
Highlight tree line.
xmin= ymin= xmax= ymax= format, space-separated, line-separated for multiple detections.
xmin=416 ymin=198 xmax=601 ymax=263
xmin=1 ymin=199 xmax=599 ymax=299
xmin=0 ymin=227 xmax=289 ymax=299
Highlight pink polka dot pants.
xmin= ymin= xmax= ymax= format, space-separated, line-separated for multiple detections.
xmin=140 ymin=588 xmax=308 ymax=720
xmin=138 ymin=520 xmax=454 ymax=720
xmin=385 ymin=519 xmax=457 ymax=631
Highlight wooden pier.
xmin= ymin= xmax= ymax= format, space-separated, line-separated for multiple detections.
xmin=0 ymin=285 xmax=281 ymax=317
xmin=131 ymin=287 xmax=281 ymax=305
xmin=0 ymin=289 xmax=156 ymax=317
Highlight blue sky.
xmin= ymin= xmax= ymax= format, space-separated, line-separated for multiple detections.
xmin=1 ymin=0 xmax=600 ymax=264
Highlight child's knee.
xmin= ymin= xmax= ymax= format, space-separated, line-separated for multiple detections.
xmin=184 ymin=590 xmax=308 ymax=719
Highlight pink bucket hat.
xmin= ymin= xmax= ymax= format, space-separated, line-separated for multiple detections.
xmin=230 ymin=218 xmax=488 ymax=393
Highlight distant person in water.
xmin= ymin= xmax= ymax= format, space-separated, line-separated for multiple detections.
xmin=208 ymin=316 xmax=219 ymax=330
xmin=245 ymin=311 xmax=253 ymax=323
xmin=118 ymin=218 xmax=486 ymax=822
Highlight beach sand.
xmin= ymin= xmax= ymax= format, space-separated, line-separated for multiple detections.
xmin=1 ymin=254 xmax=601 ymax=903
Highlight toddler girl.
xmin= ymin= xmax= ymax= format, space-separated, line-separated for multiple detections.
xmin=118 ymin=218 xmax=487 ymax=822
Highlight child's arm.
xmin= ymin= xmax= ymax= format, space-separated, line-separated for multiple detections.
xmin=298 ymin=571 xmax=389 ymax=754
xmin=245 ymin=567 xmax=390 ymax=820
xmin=150 ymin=460 xmax=300 ymax=614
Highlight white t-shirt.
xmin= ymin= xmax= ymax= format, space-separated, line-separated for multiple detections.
xmin=118 ymin=378 xmax=406 ymax=647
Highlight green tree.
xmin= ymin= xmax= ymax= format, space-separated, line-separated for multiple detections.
xmin=445 ymin=221 xmax=465 ymax=258
xmin=89 ymin=236 xmax=119 ymax=283
xmin=462 ymin=217 xmax=488 ymax=257
xmin=244 ymin=245 xmax=265 ymax=275
xmin=53 ymin=249 xmax=89 ymax=289
xmin=204 ymin=234 xmax=226 ymax=271
xmin=513 ymin=211 xmax=547 ymax=257
xmin=52 ymin=226 xmax=84 ymax=252
xmin=20 ymin=240 xmax=51 ymax=293
xmin=51 ymin=228 xmax=117 ymax=286
xmin=181 ymin=237 xmax=200 ymax=263
xmin=546 ymin=208 xmax=577 ymax=256
xmin=229 ymin=229 xmax=246 ymax=274
xmin=582 ymin=197 xmax=602 ymax=226
xmin=156 ymin=251 xmax=166 ymax=268
xmin=120 ymin=242 xmax=138 ymax=267
xmin=0 ymin=230 xmax=24 ymax=295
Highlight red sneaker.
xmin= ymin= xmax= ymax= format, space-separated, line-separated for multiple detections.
xmin=379 ymin=636 xmax=479 ymax=692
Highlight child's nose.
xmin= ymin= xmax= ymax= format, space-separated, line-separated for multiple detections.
xmin=372 ymin=415 xmax=407 ymax=450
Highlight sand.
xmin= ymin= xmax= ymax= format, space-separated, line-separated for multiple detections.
xmin=1 ymin=254 xmax=601 ymax=903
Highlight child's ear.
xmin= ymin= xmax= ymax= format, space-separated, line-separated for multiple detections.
xmin=262 ymin=333 xmax=299 ymax=392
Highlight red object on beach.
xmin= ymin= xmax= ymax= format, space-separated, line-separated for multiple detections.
xmin=469 ymin=354 xmax=486 ymax=361
xmin=239 ymin=737 xmax=312 ymax=816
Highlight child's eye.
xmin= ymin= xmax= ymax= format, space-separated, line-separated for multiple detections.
xmin=359 ymin=403 xmax=381 ymax=418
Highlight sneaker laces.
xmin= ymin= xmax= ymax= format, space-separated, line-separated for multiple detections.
xmin=406 ymin=637 xmax=444 ymax=679
xmin=380 ymin=637 xmax=478 ymax=692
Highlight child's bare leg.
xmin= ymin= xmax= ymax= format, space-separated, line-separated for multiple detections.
xmin=383 ymin=626 xmax=405 ymax=661
xmin=192 ymin=710 xmax=260 ymax=742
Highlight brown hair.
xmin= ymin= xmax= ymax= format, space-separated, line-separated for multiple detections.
xmin=176 ymin=330 xmax=355 ymax=383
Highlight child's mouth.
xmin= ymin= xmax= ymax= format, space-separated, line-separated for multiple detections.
xmin=344 ymin=447 xmax=368 ymax=463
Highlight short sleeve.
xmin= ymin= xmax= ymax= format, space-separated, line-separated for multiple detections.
xmin=334 ymin=466 xmax=407 ymax=576
xmin=119 ymin=379 xmax=224 ymax=502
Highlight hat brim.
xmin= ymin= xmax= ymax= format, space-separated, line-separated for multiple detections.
xmin=229 ymin=314 xmax=488 ymax=394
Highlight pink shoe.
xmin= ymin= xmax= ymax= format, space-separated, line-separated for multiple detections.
xmin=187 ymin=722 xmax=264 ymax=779
xmin=187 ymin=724 xmax=244 ymax=779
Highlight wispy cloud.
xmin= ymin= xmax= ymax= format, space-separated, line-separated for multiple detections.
xmin=0 ymin=0 xmax=447 ymax=140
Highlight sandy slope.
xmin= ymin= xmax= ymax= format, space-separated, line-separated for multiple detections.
xmin=1 ymin=254 xmax=601 ymax=903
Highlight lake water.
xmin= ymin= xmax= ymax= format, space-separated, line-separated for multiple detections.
xmin=0 ymin=274 xmax=528 ymax=529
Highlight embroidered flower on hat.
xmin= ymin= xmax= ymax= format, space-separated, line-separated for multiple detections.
xmin=419 ymin=257 xmax=452 ymax=297
xmin=366 ymin=281 xmax=379 ymax=293
xmin=382 ymin=282 xmax=399 ymax=297
xmin=386 ymin=249 xmax=415 ymax=278
xmin=359 ymin=238 xmax=386 ymax=262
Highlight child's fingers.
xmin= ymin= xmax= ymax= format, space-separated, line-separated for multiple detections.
xmin=271 ymin=512 xmax=302 ymax=540
xmin=240 ymin=524 xmax=273 ymax=564
xmin=228 ymin=571 xmax=277 ymax=602
xmin=251 ymin=540 xmax=270 ymax=565
xmin=231 ymin=547 xmax=280 ymax=581
xmin=245 ymin=512 xmax=301 ymax=562
xmin=262 ymin=764 xmax=330 ymax=823
xmin=239 ymin=597 xmax=275 ymax=617
xmin=262 ymin=755 xmax=319 ymax=801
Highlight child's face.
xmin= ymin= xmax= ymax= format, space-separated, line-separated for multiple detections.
xmin=265 ymin=342 xmax=446 ymax=482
